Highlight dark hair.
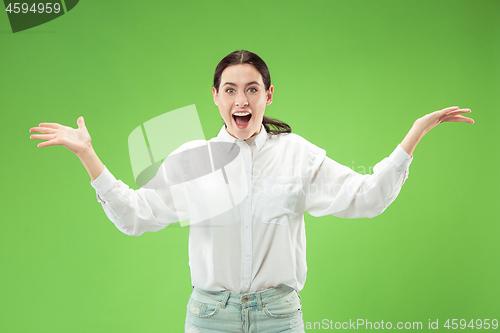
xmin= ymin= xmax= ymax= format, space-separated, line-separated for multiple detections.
xmin=213 ymin=50 xmax=291 ymax=135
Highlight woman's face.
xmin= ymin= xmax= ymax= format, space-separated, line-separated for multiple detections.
xmin=212 ymin=64 xmax=273 ymax=140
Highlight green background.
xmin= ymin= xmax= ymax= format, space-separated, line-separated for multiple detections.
xmin=1 ymin=0 xmax=499 ymax=331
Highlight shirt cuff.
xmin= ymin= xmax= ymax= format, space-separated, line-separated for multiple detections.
xmin=90 ymin=166 xmax=117 ymax=196
xmin=390 ymin=144 xmax=413 ymax=171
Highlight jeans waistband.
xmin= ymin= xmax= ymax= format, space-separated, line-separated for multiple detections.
xmin=191 ymin=283 xmax=296 ymax=310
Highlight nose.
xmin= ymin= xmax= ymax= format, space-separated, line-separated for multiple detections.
xmin=235 ymin=91 xmax=249 ymax=107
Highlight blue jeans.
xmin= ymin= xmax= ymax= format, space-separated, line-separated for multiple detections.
xmin=185 ymin=284 xmax=305 ymax=333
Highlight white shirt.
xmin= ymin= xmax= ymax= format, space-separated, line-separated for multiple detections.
xmin=91 ymin=125 xmax=413 ymax=293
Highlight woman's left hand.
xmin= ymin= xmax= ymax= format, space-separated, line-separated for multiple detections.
xmin=415 ymin=106 xmax=474 ymax=136
xmin=400 ymin=106 xmax=474 ymax=157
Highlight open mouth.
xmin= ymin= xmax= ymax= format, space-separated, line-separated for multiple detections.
xmin=232 ymin=112 xmax=252 ymax=129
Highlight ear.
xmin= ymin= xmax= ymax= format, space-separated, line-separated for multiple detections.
xmin=265 ymin=85 xmax=274 ymax=106
xmin=212 ymin=87 xmax=219 ymax=106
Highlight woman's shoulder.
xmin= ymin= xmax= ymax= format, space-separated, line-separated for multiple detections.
xmin=271 ymin=132 xmax=324 ymax=152
xmin=268 ymin=133 xmax=326 ymax=168
xmin=270 ymin=132 xmax=326 ymax=172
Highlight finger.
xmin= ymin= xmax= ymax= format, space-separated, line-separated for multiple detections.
xmin=38 ymin=122 xmax=62 ymax=129
xmin=37 ymin=140 xmax=59 ymax=148
xmin=444 ymin=108 xmax=471 ymax=115
xmin=443 ymin=110 xmax=471 ymax=118
xmin=441 ymin=115 xmax=474 ymax=123
xmin=30 ymin=134 xmax=56 ymax=140
xmin=438 ymin=106 xmax=460 ymax=115
xmin=29 ymin=126 xmax=56 ymax=134
xmin=77 ymin=116 xmax=86 ymax=130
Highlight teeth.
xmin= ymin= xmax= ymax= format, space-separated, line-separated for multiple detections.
xmin=233 ymin=112 xmax=251 ymax=116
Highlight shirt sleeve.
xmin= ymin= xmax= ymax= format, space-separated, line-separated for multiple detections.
xmin=91 ymin=163 xmax=187 ymax=236
xmin=305 ymin=144 xmax=413 ymax=219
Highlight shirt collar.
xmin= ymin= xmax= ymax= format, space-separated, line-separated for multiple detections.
xmin=216 ymin=124 xmax=268 ymax=152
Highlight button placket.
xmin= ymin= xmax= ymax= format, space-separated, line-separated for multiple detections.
xmin=239 ymin=142 xmax=253 ymax=292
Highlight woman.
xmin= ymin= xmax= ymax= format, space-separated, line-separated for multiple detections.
xmin=29 ymin=50 xmax=474 ymax=332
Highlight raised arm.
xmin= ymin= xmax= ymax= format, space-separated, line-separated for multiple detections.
xmin=400 ymin=106 xmax=474 ymax=158
xmin=305 ymin=106 xmax=474 ymax=219
xmin=29 ymin=116 xmax=184 ymax=235
xmin=29 ymin=116 xmax=105 ymax=181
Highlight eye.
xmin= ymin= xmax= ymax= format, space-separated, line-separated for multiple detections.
xmin=225 ymin=88 xmax=235 ymax=93
xmin=248 ymin=87 xmax=258 ymax=93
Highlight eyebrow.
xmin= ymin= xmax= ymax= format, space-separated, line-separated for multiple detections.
xmin=222 ymin=81 xmax=261 ymax=87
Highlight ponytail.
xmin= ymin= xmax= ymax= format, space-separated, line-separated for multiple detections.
xmin=262 ymin=116 xmax=291 ymax=135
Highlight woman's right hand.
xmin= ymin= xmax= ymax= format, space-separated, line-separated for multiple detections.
xmin=29 ymin=116 xmax=92 ymax=157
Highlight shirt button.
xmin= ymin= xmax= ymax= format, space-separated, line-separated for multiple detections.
xmin=245 ymin=225 xmax=249 ymax=229
xmin=246 ymin=253 xmax=250 ymax=258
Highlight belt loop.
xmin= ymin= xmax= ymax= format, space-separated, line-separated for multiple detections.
xmin=257 ymin=291 xmax=263 ymax=311
xmin=220 ymin=290 xmax=230 ymax=309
